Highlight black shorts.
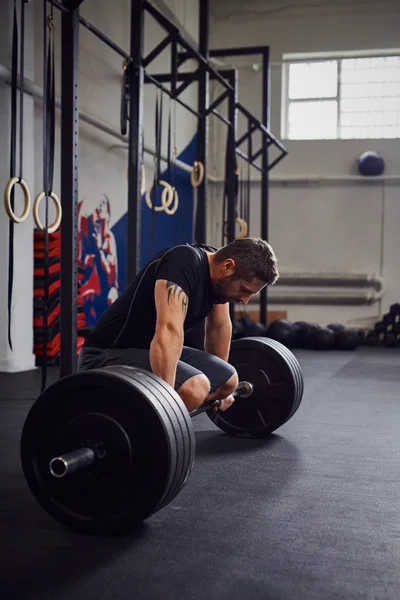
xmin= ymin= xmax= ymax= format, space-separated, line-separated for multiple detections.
xmin=77 ymin=346 xmax=236 ymax=393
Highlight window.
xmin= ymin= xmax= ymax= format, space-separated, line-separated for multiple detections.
xmin=283 ymin=53 xmax=400 ymax=140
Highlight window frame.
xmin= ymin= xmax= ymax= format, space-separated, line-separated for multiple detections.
xmin=282 ymin=49 xmax=400 ymax=141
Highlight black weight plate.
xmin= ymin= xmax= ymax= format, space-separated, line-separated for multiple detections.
xmin=115 ymin=367 xmax=195 ymax=510
xmin=107 ymin=368 xmax=191 ymax=515
xmin=207 ymin=337 xmax=304 ymax=439
xmin=256 ymin=338 xmax=303 ymax=423
xmin=267 ymin=338 xmax=303 ymax=421
xmin=21 ymin=367 xmax=192 ymax=535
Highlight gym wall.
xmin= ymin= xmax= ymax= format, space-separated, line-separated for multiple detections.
xmin=209 ymin=0 xmax=400 ymax=327
xmin=0 ymin=0 xmax=199 ymax=371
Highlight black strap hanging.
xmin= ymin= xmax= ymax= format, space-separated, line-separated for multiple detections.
xmin=41 ymin=2 xmax=56 ymax=393
xmin=7 ymin=0 xmax=28 ymax=351
xmin=167 ymin=96 xmax=178 ymax=191
xmin=150 ymin=89 xmax=163 ymax=255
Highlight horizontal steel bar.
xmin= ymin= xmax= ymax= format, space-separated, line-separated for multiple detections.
xmin=148 ymin=72 xmax=192 ymax=83
xmin=144 ymin=72 xmax=202 ymax=118
xmin=210 ymin=46 xmax=270 ymax=58
xmin=79 ymin=15 xmax=131 ymax=61
xmin=148 ymin=70 xmax=233 ymax=85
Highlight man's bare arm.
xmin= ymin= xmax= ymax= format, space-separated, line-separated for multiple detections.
xmin=150 ymin=279 xmax=188 ymax=388
xmin=205 ymin=303 xmax=232 ymax=361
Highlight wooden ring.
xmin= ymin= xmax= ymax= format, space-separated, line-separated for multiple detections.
xmin=223 ymin=217 xmax=248 ymax=239
xmin=235 ymin=217 xmax=248 ymax=239
xmin=162 ymin=186 xmax=179 ymax=216
xmin=4 ymin=176 xmax=31 ymax=223
xmin=190 ymin=161 xmax=204 ymax=188
xmin=33 ymin=191 xmax=62 ymax=233
xmin=140 ymin=165 xmax=146 ymax=195
xmin=145 ymin=180 xmax=174 ymax=212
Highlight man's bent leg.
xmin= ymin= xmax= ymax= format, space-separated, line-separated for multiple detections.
xmin=179 ymin=347 xmax=238 ymax=410
xmin=176 ymin=373 xmax=211 ymax=412
xmin=203 ymin=371 xmax=239 ymax=404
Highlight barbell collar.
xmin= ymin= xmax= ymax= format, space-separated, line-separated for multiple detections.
xmin=189 ymin=380 xmax=253 ymax=418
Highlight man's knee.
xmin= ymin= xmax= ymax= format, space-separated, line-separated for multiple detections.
xmin=216 ymin=370 xmax=239 ymax=399
xmin=177 ymin=373 xmax=210 ymax=412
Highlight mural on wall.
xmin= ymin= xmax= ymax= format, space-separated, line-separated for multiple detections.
xmin=78 ymin=135 xmax=197 ymax=326
xmin=78 ymin=194 xmax=119 ymax=326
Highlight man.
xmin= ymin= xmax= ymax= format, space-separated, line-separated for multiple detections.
xmin=78 ymin=237 xmax=279 ymax=413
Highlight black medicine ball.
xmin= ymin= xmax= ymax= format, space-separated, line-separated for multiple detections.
xmin=357 ymin=151 xmax=385 ymax=176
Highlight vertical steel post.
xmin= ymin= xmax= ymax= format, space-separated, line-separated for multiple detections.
xmin=127 ymin=0 xmax=145 ymax=281
xmin=60 ymin=1 xmax=79 ymax=377
xmin=194 ymin=0 xmax=209 ymax=244
xmin=260 ymin=47 xmax=270 ymax=326
xmin=226 ymin=71 xmax=238 ymax=244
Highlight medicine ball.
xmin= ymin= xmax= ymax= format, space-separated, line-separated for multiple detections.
xmin=238 ymin=316 xmax=267 ymax=338
xmin=295 ymin=322 xmax=320 ymax=349
xmin=290 ymin=322 xmax=301 ymax=348
xmin=266 ymin=319 xmax=295 ymax=348
xmin=357 ymin=151 xmax=385 ymax=176
xmin=313 ymin=327 xmax=336 ymax=350
xmin=336 ymin=328 xmax=359 ymax=351
xmin=327 ymin=323 xmax=345 ymax=333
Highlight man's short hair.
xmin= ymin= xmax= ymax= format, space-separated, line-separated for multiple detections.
xmin=214 ymin=237 xmax=279 ymax=285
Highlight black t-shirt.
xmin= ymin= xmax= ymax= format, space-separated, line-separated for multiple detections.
xmin=84 ymin=243 xmax=218 ymax=350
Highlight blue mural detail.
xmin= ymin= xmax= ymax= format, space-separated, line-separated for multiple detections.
xmin=78 ymin=134 xmax=197 ymax=326
xmin=113 ymin=134 xmax=197 ymax=294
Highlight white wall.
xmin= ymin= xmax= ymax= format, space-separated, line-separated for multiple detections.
xmin=209 ymin=1 xmax=400 ymax=326
xmin=0 ymin=0 xmax=199 ymax=372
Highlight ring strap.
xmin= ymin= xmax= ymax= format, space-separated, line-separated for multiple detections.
xmin=7 ymin=0 xmax=28 ymax=350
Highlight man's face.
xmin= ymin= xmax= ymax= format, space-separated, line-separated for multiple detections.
xmin=214 ymin=260 xmax=265 ymax=304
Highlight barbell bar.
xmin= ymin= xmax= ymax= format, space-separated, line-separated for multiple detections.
xmin=48 ymin=380 xmax=254 ymax=480
xmin=21 ymin=337 xmax=304 ymax=535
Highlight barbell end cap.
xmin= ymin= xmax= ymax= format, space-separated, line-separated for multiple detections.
xmin=233 ymin=381 xmax=254 ymax=399
xmin=48 ymin=447 xmax=96 ymax=479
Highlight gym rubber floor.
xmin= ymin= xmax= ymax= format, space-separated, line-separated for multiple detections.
xmin=1 ymin=348 xmax=400 ymax=600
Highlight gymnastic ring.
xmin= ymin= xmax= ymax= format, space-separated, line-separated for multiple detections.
xmin=223 ymin=217 xmax=248 ymax=239
xmin=162 ymin=186 xmax=179 ymax=216
xmin=190 ymin=161 xmax=204 ymax=188
xmin=145 ymin=180 xmax=174 ymax=212
xmin=140 ymin=164 xmax=146 ymax=195
xmin=235 ymin=217 xmax=248 ymax=239
xmin=33 ymin=191 xmax=62 ymax=233
xmin=4 ymin=176 xmax=31 ymax=223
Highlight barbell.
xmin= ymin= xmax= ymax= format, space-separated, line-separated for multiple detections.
xmin=20 ymin=337 xmax=304 ymax=535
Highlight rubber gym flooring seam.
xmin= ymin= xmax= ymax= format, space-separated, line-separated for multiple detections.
xmin=1 ymin=347 xmax=400 ymax=600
